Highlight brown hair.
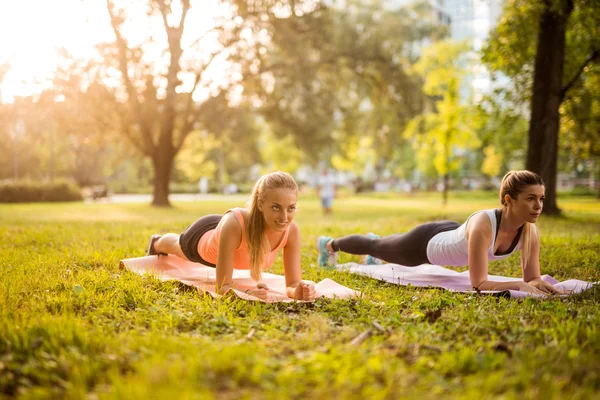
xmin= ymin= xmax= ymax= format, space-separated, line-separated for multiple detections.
xmin=245 ymin=171 xmax=298 ymax=281
xmin=499 ymin=170 xmax=545 ymax=270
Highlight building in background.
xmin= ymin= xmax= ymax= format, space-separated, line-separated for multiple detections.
xmin=389 ymin=0 xmax=505 ymax=101
xmin=387 ymin=0 xmax=452 ymax=29
xmin=443 ymin=0 xmax=504 ymax=101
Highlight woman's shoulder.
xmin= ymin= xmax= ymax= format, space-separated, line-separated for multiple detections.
xmin=288 ymin=220 xmax=300 ymax=236
xmin=218 ymin=212 xmax=244 ymax=247
xmin=220 ymin=210 xmax=244 ymax=232
xmin=467 ymin=208 xmax=498 ymax=223
xmin=465 ymin=210 xmax=493 ymax=237
xmin=223 ymin=207 xmax=248 ymax=222
xmin=230 ymin=207 xmax=250 ymax=218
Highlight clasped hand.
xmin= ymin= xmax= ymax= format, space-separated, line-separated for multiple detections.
xmin=293 ymin=281 xmax=316 ymax=301
xmin=243 ymin=282 xmax=270 ymax=300
xmin=243 ymin=281 xmax=316 ymax=301
xmin=521 ymin=278 xmax=570 ymax=295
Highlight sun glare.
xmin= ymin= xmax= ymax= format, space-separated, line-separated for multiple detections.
xmin=0 ymin=0 xmax=112 ymax=102
xmin=0 ymin=0 xmax=222 ymax=104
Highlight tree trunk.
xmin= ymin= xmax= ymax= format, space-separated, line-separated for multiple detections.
xmin=151 ymin=148 xmax=174 ymax=207
xmin=526 ymin=0 xmax=573 ymax=215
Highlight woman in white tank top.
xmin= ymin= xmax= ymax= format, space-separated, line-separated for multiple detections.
xmin=317 ymin=170 xmax=566 ymax=295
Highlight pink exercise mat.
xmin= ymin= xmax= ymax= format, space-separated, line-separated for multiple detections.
xmin=120 ymin=255 xmax=360 ymax=303
xmin=337 ymin=262 xmax=596 ymax=298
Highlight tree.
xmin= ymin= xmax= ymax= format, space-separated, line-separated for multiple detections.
xmin=0 ymin=93 xmax=66 ymax=182
xmin=483 ymin=0 xmax=600 ymax=214
xmin=405 ymin=40 xmax=478 ymax=205
xmin=52 ymin=62 xmax=122 ymax=186
xmin=472 ymin=95 xmax=529 ymax=176
xmin=101 ymin=0 xmax=265 ymax=205
xmin=236 ymin=0 xmax=340 ymax=163
xmin=239 ymin=0 xmax=445 ymax=171
xmin=102 ymin=0 xmax=200 ymax=205
xmin=101 ymin=0 xmax=344 ymax=205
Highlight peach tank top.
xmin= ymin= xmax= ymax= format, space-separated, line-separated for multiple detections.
xmin=197 ymin=208 xmax=290 ymax=270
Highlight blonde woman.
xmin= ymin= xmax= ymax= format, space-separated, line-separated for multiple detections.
xmin=148 ymin=171 xmax=316 ymax=301
xmin=317 ymin=170 xmax=564 ymax=295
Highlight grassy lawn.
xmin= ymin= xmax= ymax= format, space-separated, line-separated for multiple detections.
xmin=1 ymin=192 xmax=599 ymax=399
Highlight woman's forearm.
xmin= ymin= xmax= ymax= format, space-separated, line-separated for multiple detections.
xmin=474 ymin=280 xmax=523 ymax=292
xmin=522 ymin=268 xmax=541 ymax=283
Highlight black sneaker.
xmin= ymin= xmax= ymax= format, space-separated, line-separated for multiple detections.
xmin=146 ymin=234 xmax=164 ymax=256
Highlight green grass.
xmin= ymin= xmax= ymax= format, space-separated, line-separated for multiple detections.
xmin=1 ymin=193 xmax=599 ymax=399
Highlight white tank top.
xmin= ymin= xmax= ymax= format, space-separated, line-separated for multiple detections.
xmin=426 ymin=209 xmax=522 ymax=267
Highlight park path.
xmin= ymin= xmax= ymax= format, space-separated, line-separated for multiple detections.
xmin=86 ymin=193 xmax=248 ymax=204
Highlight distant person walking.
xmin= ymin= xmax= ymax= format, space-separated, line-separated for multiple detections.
xmin=317 ymin=169 xmax=336 ymax=215
xmin=198 ymin=177 xmax=209 ymax=194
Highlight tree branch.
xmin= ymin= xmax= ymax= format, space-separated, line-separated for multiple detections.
xmin=189 ymin=25 xmax=225 ymax=49
xmin=561 ymin=48 xmax=599 ymax=101
xmin=105 ymin=0 xmax=155 ymax=151
xmin=180 ymin=0 xmax=190 ymax=29
xmin=177 ymin=38 xmax=239 ymax=150
xmin=154 ymin=0 xmax=191 ymax=154
xmin=117 ymin=113 xmax=150 ymax=156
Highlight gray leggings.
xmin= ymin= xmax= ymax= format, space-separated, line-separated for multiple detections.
xmin=331 ymin=221 xmax=460 ymax=266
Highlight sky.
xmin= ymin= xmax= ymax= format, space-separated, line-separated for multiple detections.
xmin=0 ymin=0 xmax=112 ymax=102
xmin=0 ymin=0 xmax=221 ymax=103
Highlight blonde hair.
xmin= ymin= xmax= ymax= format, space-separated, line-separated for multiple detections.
xmin=245 ymin=171 xmax=299 ymax=281
xmin=499 ymin=170 xmax=544 ymax=270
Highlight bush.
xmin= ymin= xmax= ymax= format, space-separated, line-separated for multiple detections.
xmin=0 ymin=181 xmax=83 ymax=203
xmin=560 ymin=186 xmax=598 ymax=197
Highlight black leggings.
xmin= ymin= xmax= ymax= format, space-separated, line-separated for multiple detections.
xmin=331 ymin=221 xmax=460 ymax=266
xmin=179 ymin=214 xmax=222 ymax=266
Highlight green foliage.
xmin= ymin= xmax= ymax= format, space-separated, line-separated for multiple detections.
xmin=240 ymin=0 xmax=444 ymax=172
xmin=414 ymin=40 xmax=470 ymax=98
xmin=481 ymin=145 xmax=502 ymax=178
xmin=176 ymin=131 xmax=220 ymax=183
xmin=0 ymin=95 xmax=67 ymax=182
xmin=0 ymin=78 xmax=122 ymax=186
xmin=560 ymin=61 xmax=600 ymax=165
xmin=471 ymin=97 xmax=529 ymax=175
xmin=259 ymin=129 xmax=304 ymax=174
xmin=177 ymin=93 xmax=262 ymax=185
xmin=0 ymin=181 xmax=83 ymax=203
xmin=331 ymin=134 xmax=376 ymax=176
xmin=482 ymin=0 xmax=542 ymax=105
xmin=0 ymin=195 xmax=598 ymax=397
xmin=405 ymin=41 xmax=479 ymax=181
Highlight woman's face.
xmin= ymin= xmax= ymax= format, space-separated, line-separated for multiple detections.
xmin=259 ymin=188 xmax=298 ymax=232
xmin=507 ymin=184 xmax=545 ymax=223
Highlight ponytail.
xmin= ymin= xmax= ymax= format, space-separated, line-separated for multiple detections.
xmin=520 ymin=222 xmax=538 ymax=271
xmin=246 ymin=188 xmax=268 ymax=281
